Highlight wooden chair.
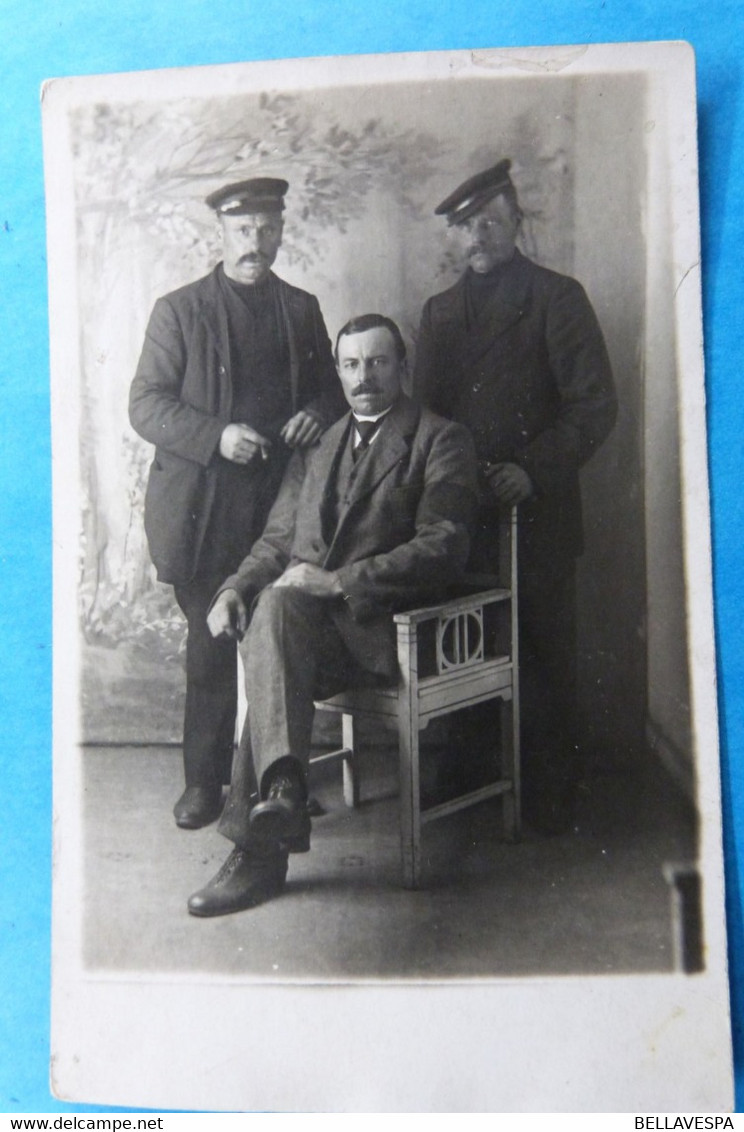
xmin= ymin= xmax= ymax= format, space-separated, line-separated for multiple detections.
xmin=316 ymin=507 xmax=520 ymax=888
xmin=236 ymin=509 xmax=520 ymax=889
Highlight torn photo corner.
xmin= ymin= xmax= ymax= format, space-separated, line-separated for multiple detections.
xmin=43 ymin=41 xmax=733 ymax=1112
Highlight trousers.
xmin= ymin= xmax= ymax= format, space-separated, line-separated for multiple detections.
xmin=218 ymin=586 xmax=382 ymax=848
xmin=173 ymin=576 xmax=237 ymax=789
xmin=517 ymin=561 xmax=578 ymax=798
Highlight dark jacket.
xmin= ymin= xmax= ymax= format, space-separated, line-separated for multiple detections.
xmin=218 ymin=395 xmax=479 ymax=678
xmin=413 ymin=250 xmax=617 ymax=569
xmin=129 ymin=266 xmax=343 ymax=584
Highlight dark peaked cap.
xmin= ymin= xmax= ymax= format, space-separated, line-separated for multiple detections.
xmin=435 ymin=159 xmax=515 ymax=225
xmin=205 ymin=178 xmax=289 ymax=215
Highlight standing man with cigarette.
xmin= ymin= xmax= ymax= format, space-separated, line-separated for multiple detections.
xmin=130 ymin=178 xmax=343 ymax=830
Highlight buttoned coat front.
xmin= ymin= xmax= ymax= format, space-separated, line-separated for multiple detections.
xmin=218 ymin=395 xmax=479 ymax=679
xmin=129 ymin=265 xmax=342 ymax=585
xmin=413 ymin=249 xmax=618 ymax=571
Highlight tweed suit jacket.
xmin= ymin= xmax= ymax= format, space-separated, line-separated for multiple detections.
xmin=413 ymin=249 xmax=617 ymax=570
xmin=129 ymin=266 xmax=343 ymax=584
xmin=217 ymin=395 xmax=479 ymax=678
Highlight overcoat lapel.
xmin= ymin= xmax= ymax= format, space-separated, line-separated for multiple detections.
xmin=198 ymin=268 xmax=233 ymax=413
xmin=199 ymin=268 xmax=231 ymax=365
xmin=197 ymin=268 xmax=304 ymax=416
xmin=438 ymin=251 xmax=532 ymax=369
xmin=274 ymin=275 xmax=302 ymax=413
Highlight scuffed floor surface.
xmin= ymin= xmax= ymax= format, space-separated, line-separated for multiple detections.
xmin=82 ymin=745 xmax=696 ymax=980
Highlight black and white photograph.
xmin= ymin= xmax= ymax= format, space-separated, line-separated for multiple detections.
xmin=44 ymin=42 xmax=733 ymax=1110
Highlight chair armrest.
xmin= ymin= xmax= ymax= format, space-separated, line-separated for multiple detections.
xmin=393 ymin=587 xmax=511 ymax=627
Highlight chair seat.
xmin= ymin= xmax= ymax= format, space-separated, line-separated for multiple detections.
xmin=322 ymin=654 xmax=513 ymax=724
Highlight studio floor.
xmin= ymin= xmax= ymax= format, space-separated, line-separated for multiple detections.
xmin=81 ymin=741 xmax=697 ymax=981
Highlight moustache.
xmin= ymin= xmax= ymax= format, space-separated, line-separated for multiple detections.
xmin=239 ymin=253 xmax=267 ymax=264
xmin=352 ymin=383 xmax=380 ymax=396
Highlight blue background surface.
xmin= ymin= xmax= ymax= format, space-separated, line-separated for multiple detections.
xmin=1 ymin=0 xmax=741 ymax=1113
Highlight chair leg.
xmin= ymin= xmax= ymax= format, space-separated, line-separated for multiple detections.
xmin=341 ymin=712 xmax=359 ymax=808
xmin=399 ymin=708 xmax=421 ymax=889
xmin=500 ymin=694 xmax=521 ymax=842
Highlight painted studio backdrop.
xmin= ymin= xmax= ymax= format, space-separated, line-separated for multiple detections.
xmin=72 ymin=69 xmax=686 ymax=797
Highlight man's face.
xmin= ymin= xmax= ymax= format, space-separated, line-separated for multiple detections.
xmin=220 ymin=211 xmax=284 ymax=285
xmin=336 ymin=326 xmax=404 ymax=416
xmin=449 ymin=192 xmax=520 ymax=274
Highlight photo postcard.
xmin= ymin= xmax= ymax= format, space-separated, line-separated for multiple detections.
xmin=43 ymin=41 xmax=733 ymax=1111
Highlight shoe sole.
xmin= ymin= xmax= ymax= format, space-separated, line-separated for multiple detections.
xmin=249 ymin=801 xmax=311 ymax=851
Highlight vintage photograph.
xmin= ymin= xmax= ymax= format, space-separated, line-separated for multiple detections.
xmin=44 ymin=43 xmax=732 ymax=1110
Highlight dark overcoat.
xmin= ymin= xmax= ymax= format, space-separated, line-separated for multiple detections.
xmin=413 ymin=250 xmax=618 ymax=572
xmin=129 ymin=266 xmax=343 ymax=584
xmin=218 ymin=395 xmax=479 ymax=679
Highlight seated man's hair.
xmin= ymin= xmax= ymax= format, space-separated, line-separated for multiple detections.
xmin=334 ymin=313 xmax=407 ymax=363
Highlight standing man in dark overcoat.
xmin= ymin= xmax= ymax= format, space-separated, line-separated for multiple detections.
xmin=129 ymin=178 xmax=344 ymax=830
xmin=414 ymin=159 xmax=618 ymax=834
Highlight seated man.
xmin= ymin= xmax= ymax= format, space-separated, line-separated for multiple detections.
xmin=188 ymin=313 xmax=479 ymax=917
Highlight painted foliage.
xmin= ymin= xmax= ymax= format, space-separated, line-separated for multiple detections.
xmin=71 ymin=78 xmax=576 ymax=738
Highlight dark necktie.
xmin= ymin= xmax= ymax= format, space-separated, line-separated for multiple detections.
xmin=353 ymin=418 xmax=383 ymax=462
